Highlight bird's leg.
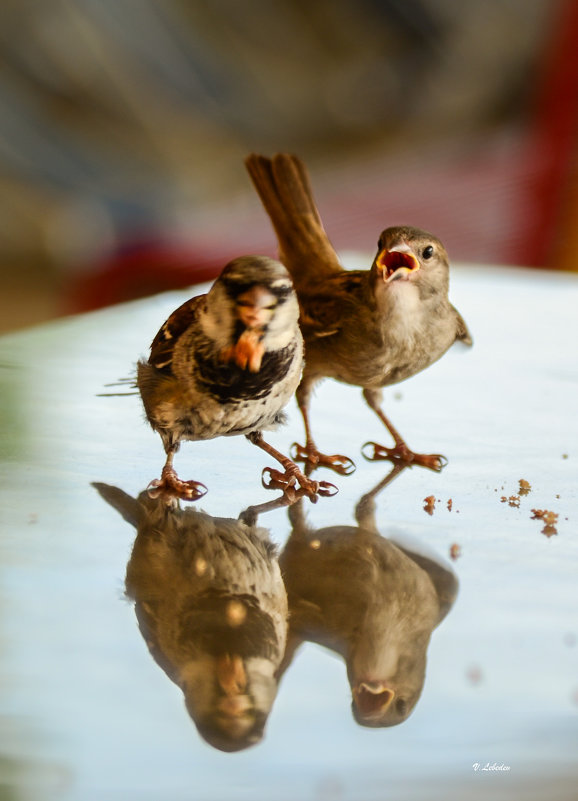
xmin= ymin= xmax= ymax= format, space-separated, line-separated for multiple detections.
xmin=147 ymin=445 xmax=208 ymax=502
xmin=290 ymin=378 xmax=356 ymax=476
xmin=246 ymin=431 xmax=338 ymax=501
xmin=361 ymin=388 xmax=447 ymax=472
xmin=354 ymin=462 xmax=408 ymax=530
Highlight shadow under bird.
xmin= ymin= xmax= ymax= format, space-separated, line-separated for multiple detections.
xmin=93 ymin=482 xmax=289 ymax=752
xmin=278 ymin=466 xmax=458 ymax=727
xmin=245 ymin=154 xmax=472 ymax=475
xmin=137 ymin=254 xmax=336 ymax=501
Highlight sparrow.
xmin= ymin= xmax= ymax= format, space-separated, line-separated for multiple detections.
xmin=277 ymin=464 xmax=459 ymax=727
xmin=245 ymin=153 xmax=472 ymax=475
xmin=93 ymin=482 xmax=289 ymax=752
xmin=136 ymin=254 xmax=335 ymax=501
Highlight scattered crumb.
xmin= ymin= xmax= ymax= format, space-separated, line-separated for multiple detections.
xmin=531 ymin=509 xmax=559 ymax=537
xmin=447 ymin=498 xmax=453 ymax=511
xmin=449 ymin=543 xmax=461 ymax=560
xmin=556 ymin=494 xmax=560 ymax=499
xmin=518 ymin=479 xmax=531 ymax=496
xmin=466 ymin=665 xmax=483 ymax=686
xmin=501 ymin=495 xmax=521 ymax=508
xmin=423 ymin=495 xmax=436 ymax=515
xmin=562 ymin=454 xmax=569 ymax=459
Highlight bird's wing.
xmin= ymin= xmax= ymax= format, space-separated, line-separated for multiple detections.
xmin=453 ymin=307 xmax=473 ymax=346
xmin=148 ymin=294 xmax=205 ymax=371
xmin=245 ymin=153 xmax=344 ymax=291
xmin=298 ymin=271 xmax=366 ymax=337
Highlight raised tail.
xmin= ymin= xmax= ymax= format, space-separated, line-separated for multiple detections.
xmin=245 ymin=153 xmax=343 ymax=288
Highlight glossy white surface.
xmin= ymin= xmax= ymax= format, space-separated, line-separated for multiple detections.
xmin=0 ymin=263 xmax=577 ymax=800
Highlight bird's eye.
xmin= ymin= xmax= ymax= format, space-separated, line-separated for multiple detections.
xmin=422 ymin=245 xmax=434 ymax=259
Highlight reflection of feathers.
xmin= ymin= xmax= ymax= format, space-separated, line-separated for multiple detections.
xmin=93 ymin=483 xmax=287 ymax=752
xmin=279 ymin=499 xmax=458 ymax=727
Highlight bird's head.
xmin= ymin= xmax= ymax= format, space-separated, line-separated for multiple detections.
xmin=371 ymin=226 xmax=450 ymax=301
xmin=206 ymin=255 xmax=301 ymax=372
xmin=348 ymin=638 xmax=429 ymax=728
xmin=181 ymin=651 xmax=280 ymax=752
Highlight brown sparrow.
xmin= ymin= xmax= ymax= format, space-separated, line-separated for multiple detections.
xmin=93 ymin=482 xmax=290 ymax=752
xmin=278 ymin=464 xmax=459 ymax=727
xmin=245 ymin=154 xmax=472 ymax=474
xmin=137 ymin=255 xmax=335 ymax=501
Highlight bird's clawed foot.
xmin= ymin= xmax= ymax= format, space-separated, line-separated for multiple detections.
xmin=147 ymin=465 xmax=208 ymax=501
xmin=262 ymin=462 xmax=338 ymax=503
xmin=361 ymin=441 xmax=448 ymax=473
xmin=290 ymin=442 xmax=356 ymax=476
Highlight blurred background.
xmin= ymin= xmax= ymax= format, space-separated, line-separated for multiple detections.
xmin=1 ymin=0 xmax=577 ymax=333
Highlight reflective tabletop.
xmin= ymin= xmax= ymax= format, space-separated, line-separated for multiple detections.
xmin=1 ymin=263 xmax=577 ymax=800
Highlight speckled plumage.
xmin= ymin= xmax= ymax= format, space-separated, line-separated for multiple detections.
xmin=135 ymin=255 xmax=332 ymax=500
xmin=93 ymin=482 xmax=288 ymax=752
xmin=138 ymin=257 xmax=303 ymax=450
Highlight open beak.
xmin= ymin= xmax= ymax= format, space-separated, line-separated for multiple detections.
xmin=376 ymin=247 xmax=420 ymax=283
xmin=352 ymin=681 xmax=395 ymax=719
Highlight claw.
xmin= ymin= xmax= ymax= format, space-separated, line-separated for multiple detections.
xmin=261 ymin=466 xmax=338 ymax=501
xmin=290 ymin=442 xmax=356 ymax=476
xmin=147 ymin=472 xmax=207 ymax=502
xmin=261 ymin=467 xmax=296 ymax=492
xmin=317 ymin=481 xmax=339 ymax=497
xmin=361 ymin=441 xmax=447 ymax=473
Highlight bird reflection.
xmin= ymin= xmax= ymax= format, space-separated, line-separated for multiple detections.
xmin=93 ymin=483 xmax=293 ymax=752
xmin=278 ymin=464 xmax=459 ymax=727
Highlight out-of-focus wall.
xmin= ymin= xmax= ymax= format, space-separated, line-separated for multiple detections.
xmin=0 ymin=0 xmax=573 ymax=332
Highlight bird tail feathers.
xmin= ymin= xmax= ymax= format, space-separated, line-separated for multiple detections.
xmin=245 ymin=153 xmax=342 ymax=286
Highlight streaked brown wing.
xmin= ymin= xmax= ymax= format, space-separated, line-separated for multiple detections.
xmin=149 ymin=294 xmax=205 ymax=370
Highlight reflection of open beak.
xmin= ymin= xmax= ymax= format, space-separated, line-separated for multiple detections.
xmin=352 ymin=681 xmax=395 ymax=719
xmin=376 ymin=247 xmax=420 ymax=283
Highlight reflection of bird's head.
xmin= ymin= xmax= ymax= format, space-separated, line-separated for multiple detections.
xmin=204 ymin=255 xmax=301 ymax=372
xmin=372 ymin=226 xmax=450 ymax=300
xmin=179 ymin=597 xmax=282 ymax=752
xmin=349 ymin=628 xmax=431 ymax=727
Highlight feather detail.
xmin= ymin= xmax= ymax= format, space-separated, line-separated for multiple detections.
xmin=245 ymin=153 xmax=343 ymax=290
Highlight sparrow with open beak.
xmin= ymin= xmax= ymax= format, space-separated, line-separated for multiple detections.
xmin=137 ymin=255 xmax=335 ymax=500
xmin=245 ymin=154 xmax=472 ymax=474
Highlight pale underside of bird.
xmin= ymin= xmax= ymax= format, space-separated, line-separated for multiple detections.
xmin=93 ymin=482 xmax=289 ymax=752
xmin=278 ymin=464 xmax=458 ymax=727
xmin=245 ymin=154 xmax=472 ymax=475
xmin=136 ymin=255 xmax=336 ymax=502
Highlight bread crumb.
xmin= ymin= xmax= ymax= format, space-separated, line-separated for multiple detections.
xmin=423 ymin=495 xmax=436 ymax=515
xmin=518 ymin=479 xmax=531 ymax=496
xmin=449 ymin=543 xmax=461 ymax=560
xmin=466 ymin=665 xmax=483 ymax=686
xmin=531 ymin=508 xmax=559 ymax=537
xmin=447 ymin=499 xmax=453 ymax=511
xmin=501 ymin=495 xmax=521 ymax=508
